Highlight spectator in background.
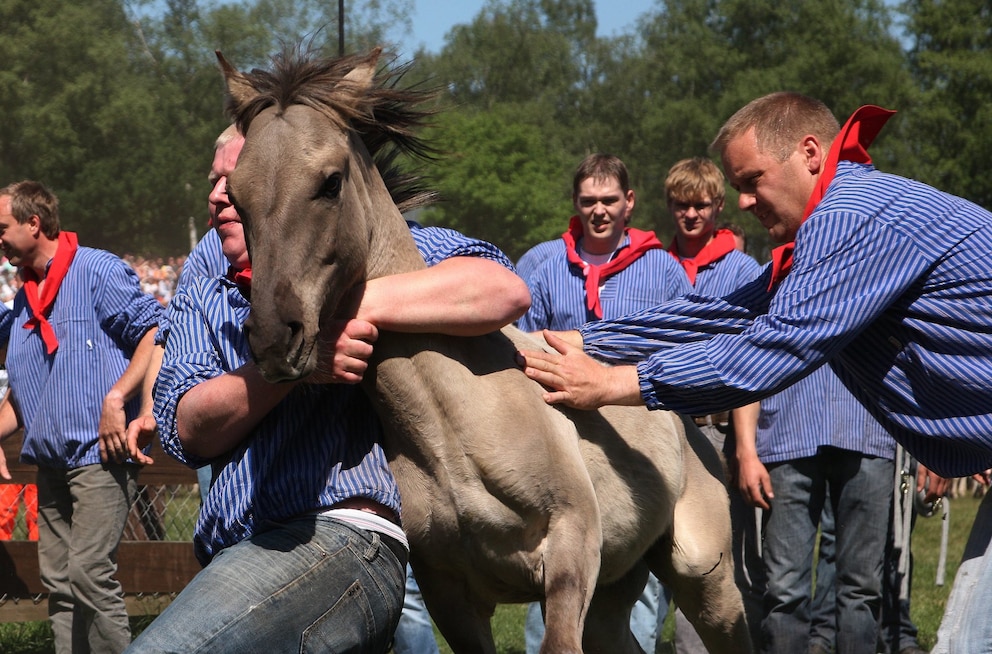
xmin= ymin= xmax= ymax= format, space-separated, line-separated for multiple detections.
xmin=518 ymin=153 xmax=691 ymax=654
xmin=664 ymin=157 xmax=764 ymax=652
xmin=0 ymin=364 xmax=36 ymax=541
xmin=0 ymin=180 xmax=162 ymax=653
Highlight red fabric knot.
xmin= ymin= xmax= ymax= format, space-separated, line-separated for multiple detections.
xmin=21 ymin=231 xmax=79 ymax=355
xmin=561 ymin=215 xmax=663 ymax=318
xmin=668 ymin=228 xmax=738 ymax=286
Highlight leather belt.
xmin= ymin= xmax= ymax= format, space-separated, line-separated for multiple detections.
xmin=693 ymin=412 xmax=730 ymax=427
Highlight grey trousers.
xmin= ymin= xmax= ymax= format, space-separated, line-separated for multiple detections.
xmin=37 ymin=462 xmax=138 ymax=654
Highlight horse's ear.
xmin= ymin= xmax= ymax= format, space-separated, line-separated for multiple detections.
xmin=216 ymin=50 xmax=258 ymax=109
xmin=340 ymin=46 xmax=383 ymax=93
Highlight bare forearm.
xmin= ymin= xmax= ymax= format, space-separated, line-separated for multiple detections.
xmin=358 ymin=258 xmax=531 ymax=336
xmin=732 ymin=401 xmax=761 ymax=458
xmin=176 ymin=361 xmax=296 ymax=458
xmin=105 ymin=328 xmax=159 ymax=412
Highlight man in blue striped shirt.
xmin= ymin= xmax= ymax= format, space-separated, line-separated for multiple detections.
xmin=664 ymin=157 xmax=765 ymax=653
xmin=518 ymin=153 xmax=691 ymax=333
xmin=127 ymin=132 xmax=531 ymax=654
xmin=519 ymin=153 xmax=690 ymax=654
xmin=0 ymin=180 xmax=163 ymax=653
xmin=519 ymin=92 xmax=992 ymax=653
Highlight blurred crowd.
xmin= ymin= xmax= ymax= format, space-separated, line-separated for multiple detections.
xmin=121 ymin=254 xmax=187 ymax=306
xmin=0 ymin=253 xmax=188 ymax=308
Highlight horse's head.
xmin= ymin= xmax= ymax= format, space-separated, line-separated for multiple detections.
xmin=217 ymin=48 xmax=438 ymax=382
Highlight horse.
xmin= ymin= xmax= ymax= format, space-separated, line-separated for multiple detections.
xmin=217 ymin=46 xmax=751 ymax=654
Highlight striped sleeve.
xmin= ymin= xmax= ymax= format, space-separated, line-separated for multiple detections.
xmin=631 ymin=213 xmax=931 ymax=413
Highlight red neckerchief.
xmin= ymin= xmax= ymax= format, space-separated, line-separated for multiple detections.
xmin=767 ymin=105 xmax=896 ymax=290
xmin=21 ymin=231 xmax=79 ymax=355
xmin=227 ymin=265 xmax=252 ymax=293
xmin=562 ymin=215 xmax=663 ymax=318
xmin=668 ymin=228 xmax=738 ymax=285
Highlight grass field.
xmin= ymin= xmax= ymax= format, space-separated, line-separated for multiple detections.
xmin=0 ymin=495 xmax=981 ymax=653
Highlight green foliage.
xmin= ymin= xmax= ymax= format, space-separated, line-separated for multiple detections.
xmin=0 ymin=0 xmax=985 ymax=263
xmin=899 ymin=0 xmax=992 ymax=208
xmin=419 ymin=106 xmax=573 ymax=260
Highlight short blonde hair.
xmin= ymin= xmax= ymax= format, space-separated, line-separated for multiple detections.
xmin=711 ymin=92 xmax=840 ymax=161
xmin=215 ymin=124 xmax=241 ymax=150
xmin=665 ymin=157 xmax=725 ymax=205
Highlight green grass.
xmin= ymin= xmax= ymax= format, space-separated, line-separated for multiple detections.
xmin=0 ymin=495 xmax=980 ymax=653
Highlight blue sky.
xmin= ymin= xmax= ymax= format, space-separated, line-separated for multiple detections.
xmin=392 ymin=0 xmax=658 ymax=56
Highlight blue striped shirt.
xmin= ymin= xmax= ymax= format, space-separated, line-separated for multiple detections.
xmin=756 ymin=364 xmax=896 ymax=463
xmin=515 ymin=239 xmax=565 ymax=283
xmin=6 ymin=247 xmax=163 ymax=469
xmin=154 ymin=222 xmax=514 ymax=563
xmin=179 ymin=228 xmax=227 ymax=287
xmin=684 ymin=252 xmax=893 ymax=462
xmin=579 ymin=161 xmax=992 ymax=477
xmin=689 ymin=248 xmax=762 ymax=298
xmin=155 ymin=229 xmax=229 ymax=345
xmin=518 ymin=235 xmax=693 ymax=331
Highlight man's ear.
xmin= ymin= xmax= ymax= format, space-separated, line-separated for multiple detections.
xmin=801 ymin=134 xmax=826 ymax=173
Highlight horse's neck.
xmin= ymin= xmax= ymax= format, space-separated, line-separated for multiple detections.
xmin=366 ymin=210 xmax=426 ymax=280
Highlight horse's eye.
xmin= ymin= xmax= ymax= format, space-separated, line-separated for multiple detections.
xmin=320 ymin=173 xmax=343 ymax=199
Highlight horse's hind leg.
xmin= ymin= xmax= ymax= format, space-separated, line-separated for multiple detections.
xmin=648 ymin=420 xmax=753 ymax=654
xmin=582 ymin=560 xmax=650 ymax=654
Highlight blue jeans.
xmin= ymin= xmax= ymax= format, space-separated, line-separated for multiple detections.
xmin=933 ymin=489 xmax=992 ymax=654
xmin=809 ymin=496 xmax=837 ymax=650
xmin=392 ymin=564 xmax=439 ymax=654
xmin=126 ymin=515 xmax=406 ymax=654
xmin=524 ymin=573 xmax=669 ymax=653
xmin=761 ymin=450 xmax=892 ymax=654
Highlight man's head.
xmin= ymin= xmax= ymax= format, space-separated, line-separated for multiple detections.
xmin=0 ymin=181 xmax=61 ymax=269
xmin=711 ymin=92 xmax=840 ymax=243
xmin=208 ymin=125 xmax=248 ymax=269
xmin=666 ymin=157 xmax=725 ymax=248
xmin=571 ymin=153 xmax=636 ymax=256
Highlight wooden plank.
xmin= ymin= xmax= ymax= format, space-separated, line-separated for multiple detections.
xmin=0 ymin=541 xmax=201 ymax=597
xmin=0 ymin=594 xmax=178 ymax=623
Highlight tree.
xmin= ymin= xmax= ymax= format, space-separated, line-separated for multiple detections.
xmin=419 ymin=106 xmax=574 ymax=259
xmin=899 ymin=0 xmax=992 ymax=208
xmin=0 ymin=0 xmax=178 ymax=252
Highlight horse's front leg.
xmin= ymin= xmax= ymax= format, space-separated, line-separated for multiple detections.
xmin=412 ymin=559 xmax=499 ymax=654
xmin=537 ymin=498 xmax=603 ymax=654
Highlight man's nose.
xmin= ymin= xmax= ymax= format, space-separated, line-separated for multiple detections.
xmin=208 ymin=178 xmax=227 ymax=203
xmin=738 ymin=193 xmax=756 ymax=212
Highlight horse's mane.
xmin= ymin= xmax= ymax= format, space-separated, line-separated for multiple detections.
xmin=227 ymin=47 xmax=440 ymax=213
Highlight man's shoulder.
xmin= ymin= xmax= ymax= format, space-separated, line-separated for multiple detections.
xmin=718 ymin=249 xmax=762 ymax=274
xmin=634 ymin=246 xmax=685 ymax=271
xmin=70 ymin=245 xmax=133 ymax=274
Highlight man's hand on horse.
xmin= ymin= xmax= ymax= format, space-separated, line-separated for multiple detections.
xmin=517 ymin=330 xmax=644 ymax=410
xmin=310 ymin=318 xmax=379 ymax=384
